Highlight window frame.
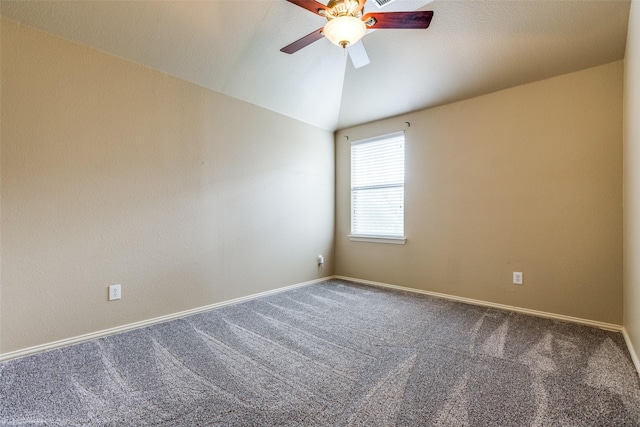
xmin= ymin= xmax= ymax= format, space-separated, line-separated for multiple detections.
xmin=348 ymin=131 xmax=406 ymax=245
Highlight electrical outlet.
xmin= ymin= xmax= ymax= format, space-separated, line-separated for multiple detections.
xmin=108 ymin=284 xmax=122 ymax=301
xmin=317 ymin=255 xmax=325 ymax=265
xmin=513 ymin=272 xmax=523 ymax=285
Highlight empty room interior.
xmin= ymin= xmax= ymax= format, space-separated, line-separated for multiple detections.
xmin=1 ymin=0 xmax=640 ymax=425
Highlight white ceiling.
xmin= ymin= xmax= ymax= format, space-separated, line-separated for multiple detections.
xmin=0 ymin=0 xmax=631 ymax=131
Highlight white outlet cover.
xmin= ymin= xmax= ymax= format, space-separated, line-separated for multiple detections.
xmin=513 ymin=272 xmax=523 ymax=285
xmin=109 ymin=284 xmax=121 ymax=301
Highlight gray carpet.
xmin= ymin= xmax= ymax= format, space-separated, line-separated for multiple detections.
xmin=1 ymin=279 xmax=640 ymax=426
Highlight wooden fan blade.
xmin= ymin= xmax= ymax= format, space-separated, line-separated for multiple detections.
xmin=362 ymin=11 xmax=434 ymax=29
xmin=285 ymin=0 xmax=327 ymax=17
xmin=280 ymin=28 xmax=325 ymax=54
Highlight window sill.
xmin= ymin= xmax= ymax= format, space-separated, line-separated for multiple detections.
xmin=348 ymin=235 xmax=407 ymax=245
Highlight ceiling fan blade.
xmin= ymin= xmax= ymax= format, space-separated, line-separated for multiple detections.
xmin=347 ymin=40 xmax=370 ymax=69
xmin=280 ymin=28 xmax=325 ymax=54
xmin=362 ymin=11 xmax=434 ymax=29
xmin=285 ymin=0 xmax=327 ymax=17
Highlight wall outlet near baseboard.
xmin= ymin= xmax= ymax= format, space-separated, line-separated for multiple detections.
xmin=513 ymin=272 xmax=523 ymax=285
xmin=317 ymin=255 xmax=324 ymax=266
xmin=108 ymin=284 xmax=122 ymax=301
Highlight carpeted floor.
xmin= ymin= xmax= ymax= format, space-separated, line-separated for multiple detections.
xmin=1 ymin=279 xmax=639 ymax=426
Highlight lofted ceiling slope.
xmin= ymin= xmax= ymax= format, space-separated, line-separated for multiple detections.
xmin=0 ymin=0 xmax=631 ymax=132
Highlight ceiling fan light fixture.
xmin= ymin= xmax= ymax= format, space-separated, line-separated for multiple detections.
xmin=323 ymin=16 xmax=366 ymax=49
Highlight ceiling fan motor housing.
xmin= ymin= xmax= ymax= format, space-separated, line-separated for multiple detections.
xmin=325 ymin=0 xmax=365 ymax=20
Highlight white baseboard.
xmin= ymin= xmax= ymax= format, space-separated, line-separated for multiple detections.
xmin=2 ymin=275 xmax=631 ymax=369
xmin=333 ymin=275 xmax=623 ymax=332
xmin=0 ymin=276 xmax=331 ymax=363
xmin=622 ymin=328 xmax=640 ymax=377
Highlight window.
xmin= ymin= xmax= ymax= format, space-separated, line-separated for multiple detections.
xmin=350 ymin=131 xmax=406 ymax=244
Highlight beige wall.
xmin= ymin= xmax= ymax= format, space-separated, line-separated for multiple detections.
xmin=336 ymin=61 xmax=623 ymax=325
xmin=0 ymin=19 xmax=335 ymax=354
xmin=624 ymin=0 xmax=640 ymax=363
xmin=0 ymin=19 xmax=3 ymax=353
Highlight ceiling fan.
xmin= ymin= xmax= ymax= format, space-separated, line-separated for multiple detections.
xmin=280 ymin=0 xmax=434 ymax=68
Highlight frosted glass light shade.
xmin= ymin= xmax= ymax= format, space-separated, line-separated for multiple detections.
xmin=323 ymin=16 xmax=366 ymax=48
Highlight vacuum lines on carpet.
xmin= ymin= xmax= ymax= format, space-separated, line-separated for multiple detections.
xmin=1 ymin=279 xmax=639 ymax=425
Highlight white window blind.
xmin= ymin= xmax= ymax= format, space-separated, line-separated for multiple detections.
xmin=350 ymin=131 xmax=405 ymax=241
